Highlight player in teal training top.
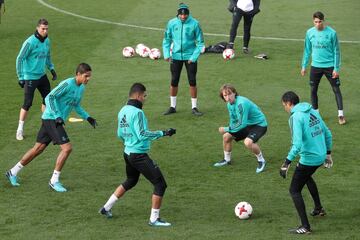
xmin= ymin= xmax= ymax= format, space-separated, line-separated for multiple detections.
xmin=162 ymin=3 xmax=205 ymax=116
xmin=6 ymin=63 xmax=97 ymax=192
xmin=99 ymin=83 xmax=176 ymax=227
xmin=301 ymin=11 xmax=345 ymax=125
xmin=214 ymin=84 xmax=267 ymax=173
xmin=279 ymin=91 xmax=333 ymax=235
xmin=15 ymin=18 xmax=58 ymax=140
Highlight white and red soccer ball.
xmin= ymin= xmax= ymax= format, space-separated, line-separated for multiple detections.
xmin=122 ymin=46 xmax=135 ymax=58
xmin=234 ymin=201 xmax=253 ymax=220
xmin=149 ymin=48 xmax=161 ymax=60
xmin=135 ymin=43 xmax=150 ymax=58
xmin=223 ymin=48 xmax=235 ymax=60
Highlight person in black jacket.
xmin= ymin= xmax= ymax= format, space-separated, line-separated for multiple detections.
xmin=227 ymin=0 xmax=260 ymax=53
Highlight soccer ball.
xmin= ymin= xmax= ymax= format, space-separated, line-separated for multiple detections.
xmin=234 ymin=201 xmax=253 ymax=220
xmin=223 ymin=48 xmax=235 ymax=60
xmin=122 ymin=46 xmax=135 ymax=58
xmin=149 ymin=48 xmax=161 ymax=60
xmin=135 ymin=43 xmax=145 ymax=55
xmin=136 ymin=43 xmax=150 ymax=58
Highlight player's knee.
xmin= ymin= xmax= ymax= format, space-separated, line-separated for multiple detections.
xmin=171 ymin=80 xmax=179 ymax=87
xmin=223 ymin=133 xmax=232 ymax=142
xmin=153 ymin=178 xmax=167 ymax=197
xmin=310 ymin=86 xmax=317 ymax=93
xmin=61 ymin=144 xmax=73 ymax=154
xmin=122 ymin=177 xmax=139 ymax=191
xmin=289 ymin=185 xmax=300 ymax=196
xmin=243 ymin=138 xmax=254 ymax=149
xmin=22 ymin=101 xmax=32 ymax=111
xmin=188 ymin=79 xmax=196 ymax=87
xmin=331 ymin=85 xmax=341 ymax=94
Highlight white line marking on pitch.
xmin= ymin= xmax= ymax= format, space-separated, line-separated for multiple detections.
xmin=37 ymin=0 xmax=359 ymax=44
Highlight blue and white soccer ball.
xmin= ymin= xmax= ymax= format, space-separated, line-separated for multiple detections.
xmin=234 ymin=201 xmax=253 ymax=219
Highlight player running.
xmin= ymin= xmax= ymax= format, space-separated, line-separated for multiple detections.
xmin=6 ymin=63 xmax=97 ymax=192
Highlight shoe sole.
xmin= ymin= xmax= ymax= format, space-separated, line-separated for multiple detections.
xmin=148 ymin=223 xmax=171 ymax=227
xmin=6 ymin=172 xmax=20 ymax=186
xmin=16 ymin=135 xmax=24 ymax=140
xmin=311 ymin=212 xmax=326 ymax=217
xmin=49 ymin=184 xmax=67 ymax=192
xmin=99 ymin=210 xmax=112 ymax=218
xmin=163 ymin=112 xmax=176 ymax=115
xmin=256 ymin=162 xmax=266 ymax=173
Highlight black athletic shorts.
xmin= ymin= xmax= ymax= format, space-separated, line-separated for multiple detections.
xmin=124 ymin=152 xmax=165 ymax=185
xmin=230 ymin=125 xmax=267 ymax=143
xmin=170 ymin=59 xmax=197 ymax=87
xmin=309 ymin=66 xmax=341 ymax=87
xmin=23 ymin=74 xmax=51 ymax=107
xmin=36 ymin=119 xmax=70 ymax=145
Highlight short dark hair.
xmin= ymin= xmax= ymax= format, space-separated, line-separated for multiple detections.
xmin=129 ymin=83 xmax=146 ymax=96
xmin=281 ymin=91 xmax=300 ymax=105
xmin=313 ymin=11 xmax=324 ymax=20
xmin=219 ymin=84 xmax=238 ymax=101
xmin=76 ymin=63 xmax=92 ymax=74
xmin=37 ymin=18 xmax=49 ymax=26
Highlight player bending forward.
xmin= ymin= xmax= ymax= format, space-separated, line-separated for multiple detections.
xmin=214 ymin=84 xmax=267 ymax=173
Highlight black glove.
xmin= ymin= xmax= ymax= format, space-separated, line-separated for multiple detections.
xmin=279 ymin=159 xmax=291 ymax=179
xmin=87 ymin=117 xmax=97 ymax=128
xmin=18 ymin=80 xmax=25 ymax=88
xmin=163 ymin=128 xmax=176 ymax=136
xmin=55 ymin=117 xmax=65 ymax=127
xmin=50 ymin=69 xmax=57 ymax=81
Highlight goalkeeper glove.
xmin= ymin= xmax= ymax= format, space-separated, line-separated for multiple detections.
xmin=279 ymin=159 xmax=291 ymax=179
xmin=87 ymin=117 xmax=97 ymax=128
xmin=18 ymin=80 xmax=25 ymax=88
xmin=50 ymin=69 xmax=57 ymax=81
xmin=163 ymin=128 xmax=176 ymax=136
xmin=324 ymin=154 xmax=333 ymax=168
xmin=55 ymin=117 xmax=65 ymax=127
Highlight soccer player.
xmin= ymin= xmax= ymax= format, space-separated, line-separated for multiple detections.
xmin=99 ymin=83 xmax=176 ymax=227
xmin=16 ymin=18 xmax=58 ymax=140
xmin=301 ymin=11 xmax=346 ymax=125
xmin=227 ymin=0 xmax=261 ymax=53
xmin=6 ymin=63 xmax=97 ymax=192
xmin=162 ymin=3 xmax=205 ymax=116
xmin=214 ymin=84 xmax=267 ymax=173
xmin=280 ymin=91 xmax=333 ymax=234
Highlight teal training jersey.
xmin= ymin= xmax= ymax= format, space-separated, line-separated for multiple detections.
xmin=224 ymin=96 xmax=267 ymax=133
xmin=301 ymin=26 xmax=340 ymax=72
xmin=117 ymin=100 xmax=164 ymax=155
xmin=286 ymin=102 xmax=332 ymax=166
xmin=162 ymin=15 xmax=205 ymax=62
xmin=16 ymin=34 xmax=54 ymax=80
xmin=42 ymin=78 xmax=89 ymax=120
